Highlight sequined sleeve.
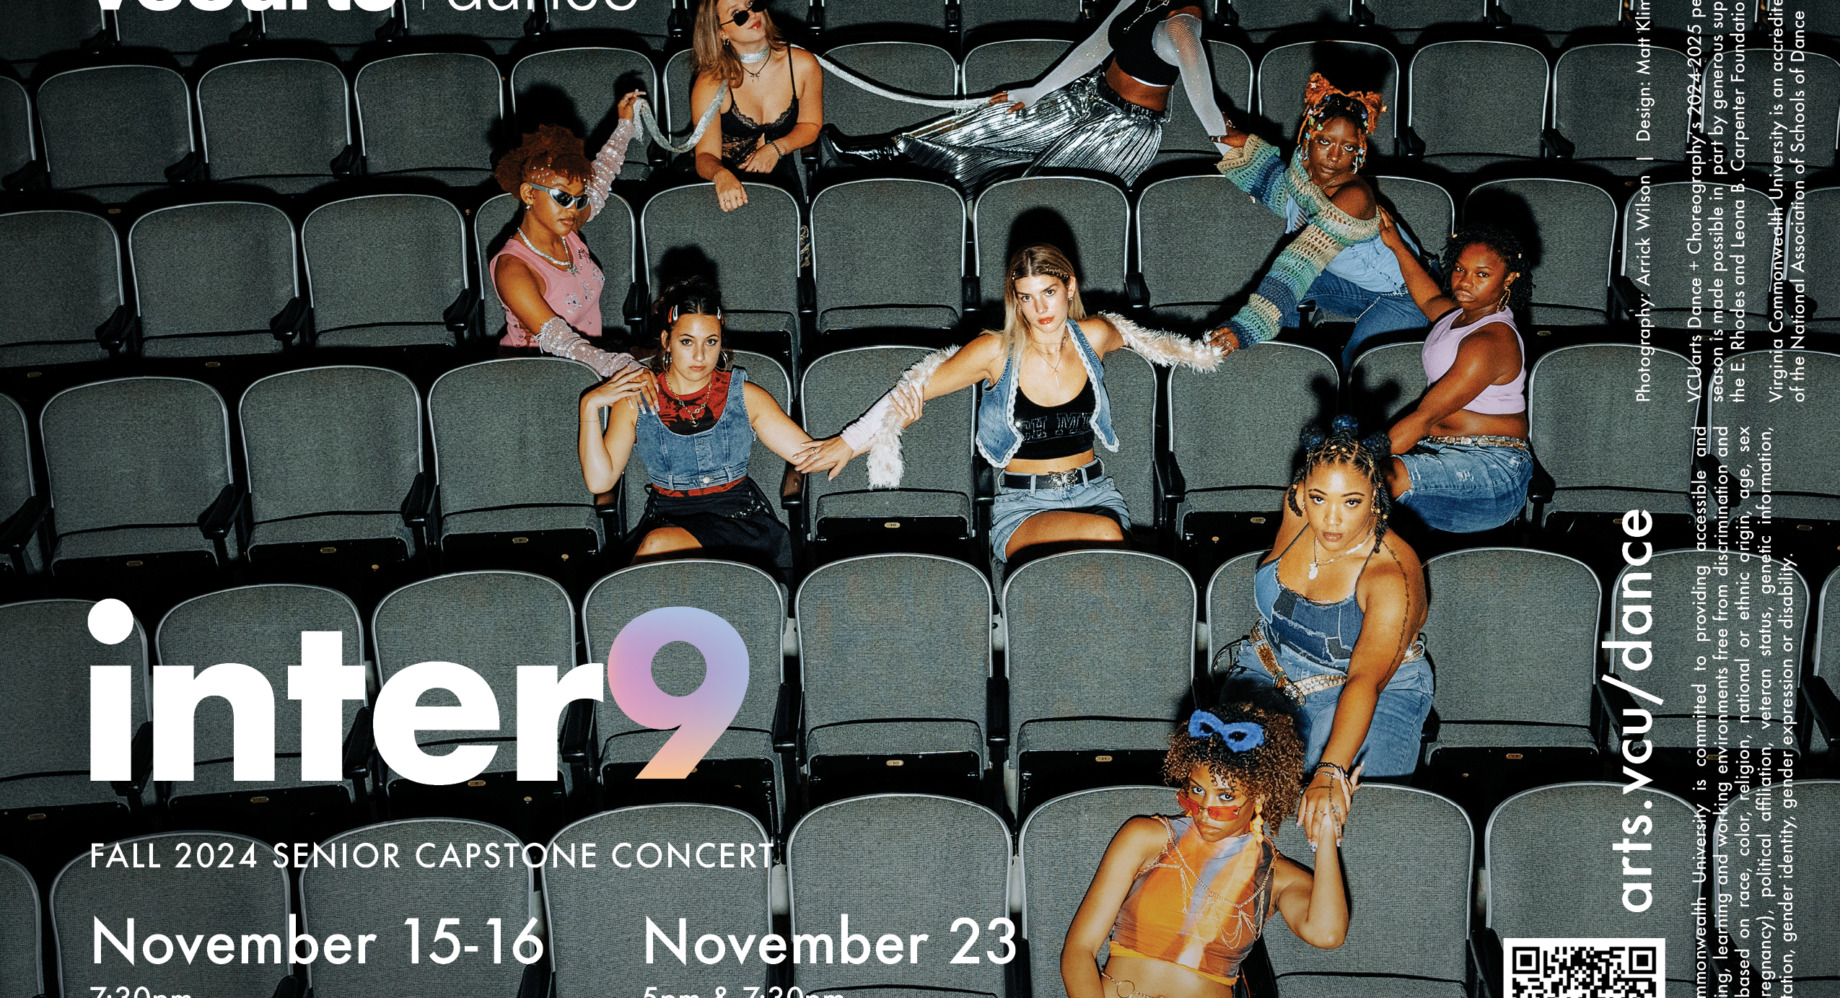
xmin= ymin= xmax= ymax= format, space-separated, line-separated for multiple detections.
xmin=586 ymin=118 xmax=638 ymax=221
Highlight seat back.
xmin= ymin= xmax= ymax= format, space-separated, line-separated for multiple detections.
xmin=1408 ymin=42 xmax=1548 ymax=168
xmin=1346 ymin=340 xmax=1426 ymax=428
xmin=155 ymin=584 xmax=366 ymax=794
xmin=239 ymin=366 xmax=422 ymax=538
xmin=1554 ymin=45 xmax=1690 ymax=168
xmin=371 ymin=572 xmax=576 ymax=777
xmin=54 ymin=832 xmax=291 ymax=997
xmin=582 ymin=560 xmax=787 ymax=756
xmin=130 ymin=201 xmax=299 ymax=358
xmin=546 ymin=805 xmax=773 ymax=997
xmin=1527 ymin=344 xmax=1696 ymax=512
xmin=354 ymin=52 xmax=504 ymax=184
xmin=1135 ymin=173 xmax=1290 ymax=327
xmin=823 ymin=41 xmax=959 ymax=137
xmin=0 ymin=855 xmax=39 ymax=998
xmin=1157 ymin=42 xmax=1254 ymax=161
xmin=642 ymin=182 xmax=802 ymax=343
xmin=1708 ymin=350 xmax=1840 ymax=520
xmin=1466 ymin=178 xmax=1617 ymax=325
xmin=1421 ymin=548 xmax=1599 ymax=731
xmin=799 ymin=346 xmax=977 ymax=541
xmin=975 ymin=177 xmax=1130 ymax=313
xmin=510 ymin=47 xmax=659 ymax=183
xmin=1258 ymin=40 xmax=1398 ymax=155
xmin=1016 ymin=785 xmax=1172 ymax=998
xmin=0 ymin=78 xmax=32 ymax=181
xmin=795 ymin=554 xmax=992 ymax=761
xmin=198 ymin=58 xmax=352 ymax=195
xmin=0 ymin=210 xmax=119 ymax=367
xmin=787 ymin=795 xmax=1010 ymax=994
xmin=1486 ymin=783 xmax=1699 ymax=989
xmin=962 ymin=39 xmax=1071 ymax=96
xmin=38 ymin=65 xmax=193 ymax=199
xmin=476 ymin=189 xmax=637 ymax=341
xmin=0 ymin=599 xmax=148 ymax=789
xmin=41 ymin=378 xmax=232 ymax=545
xmin=300 ymin=819 xmax=533 ymax=997
xmin=810 ymin=177 xmax=966 ymax=333
xmin=303 ymin=194 xmax=471 ymax=347
xmin=1168 ymin=343 xmax=1338 ymax=523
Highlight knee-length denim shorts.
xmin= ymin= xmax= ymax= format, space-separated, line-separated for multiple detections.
xmin=1394 ymin=437 xmax=1534 ymax=534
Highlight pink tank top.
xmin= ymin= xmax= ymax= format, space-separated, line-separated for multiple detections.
xmin=491 ymin=229 xmax=604 ymax=348
xmin=1421 ymin=306 xmax=1526 ymax=415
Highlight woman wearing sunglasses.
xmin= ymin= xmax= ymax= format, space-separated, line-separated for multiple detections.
xmin=1062 ymin=689 xmax=1350 ymax=998
xmin=689 ymin=0 xmax=823 ymax=212
xmin=492 ymin=111 xmax=658 ymax=401
xmin=819 ymin=0 xmax=1229 ymax=191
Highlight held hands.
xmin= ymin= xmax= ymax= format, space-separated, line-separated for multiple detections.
xmin=796 ymin=437 xmax=858 ymax=479
xmin=1206 ymin=326 xmax=1242 ymax=356
xmin=1375 ymin=207 xmax=1407 ymax=252
xmin=1297 ymin=762 xmax=1362 ymax=851
xmin=1208 ymin=122 xmax=1250 ymax=149
xmin=738 ymin=135 xmax=783 ymax=174
xmin=713 ymin=170 xmax=749 ymax=212
xmin=989 ymin=90 xmax=1028 ymax=114
xmin=584 ymin=364 xmax=660 ymax=413
xmin=617 ymin=90 xmax=645 ymax=122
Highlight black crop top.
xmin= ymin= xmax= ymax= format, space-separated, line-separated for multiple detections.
xmin=1108 ymin=0 xmax=1181 ymax=88
xmin=1013 ymin=379 xmax=1097 ymax=460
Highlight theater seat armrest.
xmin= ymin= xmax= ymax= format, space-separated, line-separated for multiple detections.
xmin=342 ymin=706 xmax=375 ymax=779
xmin=198 ymin=482 xmax=251 ymax=563
xmin=1156 ymin=450 xmax=1187 ymax=506
xmin=113 ymin=722 xmax=154 ymax=802
xmin=269 ymin=296 xmax=312 ymax=345
xmin=165 ymin=151 xmax=206 ymax=185
xmin=444 ymin=285 xmax=482 ymax=342
xmin=330 ymin=143 xmax=364 ymax=179
xmin=974 ymin=461 xmax=996 ymax=509
xmin=1469 ymin=927 xmax=1503 ymax=998
xmin=374 ymin=13 xmax=405 ymax=41
xmin=1396 ymin=125 xmax=1426 ymax=159
xmin=2 ymin=160 xmax=45 ymax=192
xmin=560 ymin=698 xmax=595 ymax=765
xmin=1352 ymin=0 xmax=1374 ymax=27
xmin=96 ymin=304 xmax=141 ymax=356
xmin=962 ymin=275 xmax=982 ymax=317
xmin=1806 ymin=674 xmax=1839 ymax=751
xmin=1540 ymin=127 xmax=1575 ymax=160
xmin=516 ymin=963 xmax=547 ymax=998
xmin=271 ymin=974 xmax=304 ymax=998
xmin=623 ymin=279 xmax=647 ymax=332
xmin=986 ymin=674 xmax=1009 ymax=751
xmin=1126 ymin=270 xmax=1149 ymax=310
xmin=1527 ymin=453 xmax=1555 ymax=507
xmin=0 ymin=494 xmax=48 ymax=574
xmin=772 ymin=682 xmax=799 ymax=752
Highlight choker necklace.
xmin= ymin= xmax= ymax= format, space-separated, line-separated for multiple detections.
xmin=736 ymin=46 xmax=770 ymax=63
xmin=1308 ymin=528 xmax=1373 ymax=580
xmin=517 ymin=228 xmax=575 ymax=275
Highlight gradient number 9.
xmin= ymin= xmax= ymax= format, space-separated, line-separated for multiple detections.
xmin=606 ymin=607 xmax=749 ymax=778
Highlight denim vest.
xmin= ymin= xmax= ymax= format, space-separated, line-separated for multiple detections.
xmin=975 ymin=318 xmax=1118 ymax=467
xmin=635 ymin=368 xmax=753 ymax=491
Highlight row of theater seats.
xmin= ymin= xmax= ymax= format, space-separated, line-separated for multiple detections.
xmin=3 ymin=343 xmax=1836 ymax=590
xmin=3 ymin=175 xmax=1834 ymax=377
xmin=5 ymin=34 xmax=1836 ymax=206
xmin=4 ymin=542 xmax=1835 ymax=849
xmin=2 ymin=783 xmax=1832 ymax=998
xmin=9 ymin=0 xmax=1839 ymax=79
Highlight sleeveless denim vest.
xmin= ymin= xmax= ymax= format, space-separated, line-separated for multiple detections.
xmin=634 ymin=368 xmax=753 ymax=491
xmin=976 ymin=318 xmax=1118 ymax=467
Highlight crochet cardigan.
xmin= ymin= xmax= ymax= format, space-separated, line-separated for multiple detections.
xmin=1214 ymin=134 xmax=1380 ymax=349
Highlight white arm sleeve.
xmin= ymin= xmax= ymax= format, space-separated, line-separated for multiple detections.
xmin=840 ymin=392 xmax=898 ymax=452
xmin=1003 ymin=0 xmax=1133 ymax=107
xmin=1153 ymin=14 xmax=1228 ymax=151
xmin=535 ymin=316 xmax=640 ymax=378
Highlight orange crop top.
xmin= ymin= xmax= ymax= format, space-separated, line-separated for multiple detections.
xmin=1106 ymin=813 xmax=1275 ymax=987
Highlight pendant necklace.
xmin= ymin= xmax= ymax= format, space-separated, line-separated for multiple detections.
xmin=517 ymin=228 xmax=575 ymax=275
xmin=1308 ymin=528 xmax=1373 ymax=580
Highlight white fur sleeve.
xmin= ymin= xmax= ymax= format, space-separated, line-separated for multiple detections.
xmin=1154 ymin=15 xmax=1229 ymax=151
xmin=842 ymin=345 xmax=960 ymax=489
xmin=1102 ymin=311 xmax=1223 ymax=370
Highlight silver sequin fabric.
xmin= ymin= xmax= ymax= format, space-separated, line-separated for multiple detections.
xmin=895 ymin=67 xmax=1168 ymax=191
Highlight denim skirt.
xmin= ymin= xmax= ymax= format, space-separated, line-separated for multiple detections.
xmin=989 ymin=474 xmax=1132 ymax=563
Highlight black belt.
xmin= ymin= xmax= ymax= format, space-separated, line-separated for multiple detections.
xmin=1002 ymin=459 xmax=1104 ymax=492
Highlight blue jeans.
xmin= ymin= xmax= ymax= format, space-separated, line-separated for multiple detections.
xmin=1304 ymin=271 xmax=1429 ymax=369
xmin=1228 ymin=640 xmax=1433 ymax=779
xmin=989 ymin=474 xmax=1132 ymax=563
xmin=1395 ymin=440 xmax=1534 ymax=533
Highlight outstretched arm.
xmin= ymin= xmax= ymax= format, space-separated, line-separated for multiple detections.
xmin=1377 ymin=208 xmax=1452 ymax=321
xmin=999 ymin=0 xmax=1129 ymax=107
xmin=806 ymin=336 xmax=1000 ymax=481
xmin=585 ymin=91 xmax=642 ymax=221
xmin=495 ymin=254 xmax=652 ymax=392
xmin=1153 ymin=13 xmax=1229 ymax=152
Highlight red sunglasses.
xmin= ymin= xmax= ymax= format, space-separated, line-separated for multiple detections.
xmin=1177 ymin=789 xmax=1242 ymax=822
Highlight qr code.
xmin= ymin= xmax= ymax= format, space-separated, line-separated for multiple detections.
xmin=1504 ymin=938 xmax=1665 ymax=998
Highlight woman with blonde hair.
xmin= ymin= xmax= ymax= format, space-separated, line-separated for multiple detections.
xmin=688 ymin=0 xmax=823 ymax=211
xmin=806 ymin=244 xmax=1220 ymax=564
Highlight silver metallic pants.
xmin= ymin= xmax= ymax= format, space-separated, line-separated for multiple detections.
xmin=895 ymin=67 xmax=1168 ymax=191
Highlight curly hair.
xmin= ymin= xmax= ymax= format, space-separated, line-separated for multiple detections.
xmin=1439 ymin=223 xmax=1534 ymax=320
xmin=1285 ymin=413 xmax=1395 ymax=541
xmin=493 ymin=124 xmax=592 ymax=195
xmin=1162 ymin=685 xmax=1307 ymax=828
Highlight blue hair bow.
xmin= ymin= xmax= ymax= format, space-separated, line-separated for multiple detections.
xmin=1188 ymin=711 xmax=1264 ymax=751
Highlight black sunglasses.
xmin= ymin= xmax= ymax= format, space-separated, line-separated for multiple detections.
xmin=528 ymin=181 xmax=589 ymax=209
xmin=730 ymin=0 xmax=767 ymax=26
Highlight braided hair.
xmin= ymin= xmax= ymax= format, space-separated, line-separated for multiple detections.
xmin=1162 ymin=684 xmax=1307 ymax=828
xmin=1440 ymin=223 xmax=1534 ymax=321
xmin=1285 ymin=414 xmax=1395 ymax=541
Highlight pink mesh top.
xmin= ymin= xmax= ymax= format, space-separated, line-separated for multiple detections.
xmin=492 ymin=229 xmax=604 ymax=348
xmin=1421 ymin=306 xmax=1526 ymax=415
